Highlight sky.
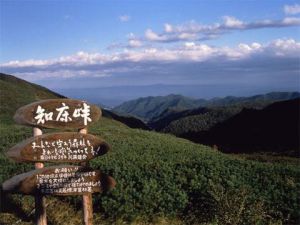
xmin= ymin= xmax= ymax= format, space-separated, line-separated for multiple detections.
xmin=0 ymin=0 xmax=300 ymax=105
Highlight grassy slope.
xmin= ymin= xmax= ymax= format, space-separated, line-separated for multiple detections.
xmin=0 ymin=73 xmax=64 ymax=123
xmin=1 ymin=117 xmax=300 ymax=224
xmin=0 ymin=74 xmax=299 ymax=224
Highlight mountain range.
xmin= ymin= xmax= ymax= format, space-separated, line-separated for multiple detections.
xmin=113 ymin=91 xmax=300 ymax=155
xmin=113 ymin=92 xmax=300 ymax=122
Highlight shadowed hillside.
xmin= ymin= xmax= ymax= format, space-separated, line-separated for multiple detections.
xmin=102 ymin=109 xmax=150 ymax=130
xmin=181 ymin=98 xmax=300 ymax=156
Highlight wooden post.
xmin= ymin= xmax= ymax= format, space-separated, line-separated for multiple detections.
xmin=33 ymin=127 xmax=47 ymax=225
xmin=79 ymin=128 xmax=93 ymax=225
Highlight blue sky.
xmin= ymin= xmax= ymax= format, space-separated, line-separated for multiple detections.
xmin=0 ymin=0 xmax=299 ymax=104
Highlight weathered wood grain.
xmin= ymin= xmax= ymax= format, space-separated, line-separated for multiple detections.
xmin=6 ymin=132 xmax=110 ymax=163
xmin=2 ymin=165 xmax=116 ymax=196
xmin=14 ymin=99 xmax=101 ymax=129
xmin=33 ymin=127 xmax=47 ymax=225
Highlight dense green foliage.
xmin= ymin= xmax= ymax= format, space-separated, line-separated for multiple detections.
xmin=1 ymin=117 xmax=300 ymax=224
xmin=89 ymin=120 xmax=300 ymax=224
xmin=0 ymin=74 xmax=299 ymax=224
xmin=113 ymin=92 xmax=300 ymax=122
xmin=161 ymin=107 xmax=240 ymax=135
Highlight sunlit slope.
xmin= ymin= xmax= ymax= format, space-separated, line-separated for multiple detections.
xmin=0 ymin=73 xmax=64 ymax=123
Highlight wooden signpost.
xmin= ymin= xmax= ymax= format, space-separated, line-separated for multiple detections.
xmin=14 ymin=99 xmax=101 ymax=129
xmin=2 ymin=99 xmax=115 ymax=225
xmin=6 ymin=132 xmax=110 ymax=162
xmin=2 ymin=165 xmax=116 ymax=195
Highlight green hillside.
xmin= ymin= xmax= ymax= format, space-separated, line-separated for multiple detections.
xmin=0 ymin=74 xmax=299 ymax=225
xmin=0 ymin=73 xmax=65 ymax=124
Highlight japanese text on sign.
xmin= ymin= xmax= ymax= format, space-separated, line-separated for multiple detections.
xmin=31 ymin=138 xmax=101 ymax=161
xmin=36 ymin=167 xmax=100 ymax=194
xmin=34 ymin=102 xmax=92 ymax=125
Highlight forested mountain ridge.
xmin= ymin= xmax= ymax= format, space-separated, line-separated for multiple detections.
xmin=113 ymin=94 xmax=201 ymax=121
xmin=114 ymin=91 xmax=300 ymax=122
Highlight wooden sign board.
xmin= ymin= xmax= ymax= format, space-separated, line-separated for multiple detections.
xmin=6 ymin=132 xmax=110 ymax=163
xmin=14 ymin=99 xmax=101 ymax=129
xmin=2 ymin=165 xmax=116 ymax=196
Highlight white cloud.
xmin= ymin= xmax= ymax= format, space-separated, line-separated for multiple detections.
xmin=119 ymin=15 xmax=131 ymax=22
xmin=145 ymin=29 xmax=168 ymax=41
xmin=284 ymin=4 xmax=300 ymax=15
xmin=143 ymin=16 xmax=300 ymax=43
xmin=128 ymin=39 xmax=143 ymax=48
xmin=164 ymin=23 xmax=173 ymax=33
xmin=268 ymin=38 xmax=300 ymax=56
xmin=184 ymin=42 xmax=196 ymax=48
xmin=223 ymin=16 xmax=244 ymax=28
xmin=1 ymin=39 xmax=299 ymax=90
xmin=145 ymin=28 xmax=201 ymax=42
xmin=2 ymin=39 xmax=299 ymax=70
xmin=282 ymin=17 xmax=300 ymax=25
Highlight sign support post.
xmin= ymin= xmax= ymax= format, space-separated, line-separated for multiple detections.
xmin=79 ymin=128 xmax=93 ymax=225
xmin=33 ymin=127 xmax=47 ymax=225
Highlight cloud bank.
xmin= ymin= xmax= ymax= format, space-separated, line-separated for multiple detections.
xmin=143 ymin=16 xmax=300 ymax=43
xmin=284 ymin=4 xmax=300 ymax=15
xmin=1 ymin=39 xmax=299 ymax=90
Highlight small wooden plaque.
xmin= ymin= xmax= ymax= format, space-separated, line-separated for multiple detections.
xmin=2 ymin=165 xmax=116 ymax=195
xmin=6 ymin=132 xmax=110 ymax=163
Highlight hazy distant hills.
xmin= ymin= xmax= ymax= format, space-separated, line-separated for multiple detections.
xmin=181 ymin=98 xmax=300 ymax=155
xmin=113 ymin=94 xmax=202 ymax=122
xmin=113 ymin=92 xmax=300 ymax=122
